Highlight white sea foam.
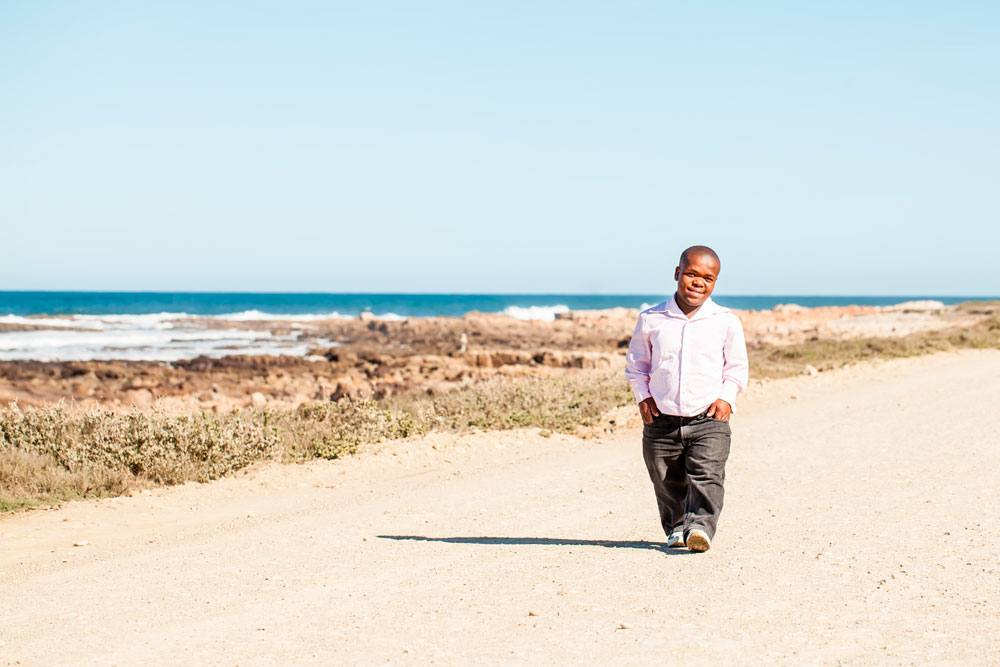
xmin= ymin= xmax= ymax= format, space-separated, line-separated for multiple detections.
xmin=367 ymin=312 xmax=407 ymax=321
xmin=216 ymin=310 xmax=353 ymax=322
xmin=0 ymin=313 xmax=190 ymax=331
xmin=0 ymin=315 xmax=104 ymax=330
xmin=0 ymin=313 xmax=339 ymax=362
xmin=0 ymin=330 xmax=180 ymax=351
xmin=500 ymin=304 xmax=571 ymax=321
xmin=0 ymin=327 xmax=288 ymax=360
xmin=0 ymin=342 xmax=320 ymax=363
xmin=81 ymin=312 xmax=189 ymax=329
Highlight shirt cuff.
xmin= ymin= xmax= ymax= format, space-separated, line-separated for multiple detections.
xmin=631 ymin=383 xmax=652 ymax=404
xmin=719 ymin=381 xmax=740 ymax=411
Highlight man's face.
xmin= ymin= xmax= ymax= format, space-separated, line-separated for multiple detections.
xmin=673 ymin=253 xmax=720 ymax=309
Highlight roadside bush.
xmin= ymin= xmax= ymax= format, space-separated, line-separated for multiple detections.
xmin=3 ymin=316 xmax=997 ymax=513
xmin=0 ymin=368 xmax=632 ymax=511
xmin=0 ymin=406 xmax=278 ymax=485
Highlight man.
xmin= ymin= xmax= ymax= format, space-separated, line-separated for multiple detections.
xmin=624 ymin=245 xmax=749 ymax=552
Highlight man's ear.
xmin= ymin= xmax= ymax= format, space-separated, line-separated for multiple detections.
xmin=673 ymin=266 xmax=680 ymax=281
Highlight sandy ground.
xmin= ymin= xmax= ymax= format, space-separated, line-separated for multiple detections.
xmin=2 ymin=350 xmax=999 ymax=665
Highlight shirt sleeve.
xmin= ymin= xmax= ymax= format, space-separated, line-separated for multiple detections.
xmin=718 ymin=315 xmax=749 ymax=410
xmin=624 ymin=313 xmax=653 ymax=403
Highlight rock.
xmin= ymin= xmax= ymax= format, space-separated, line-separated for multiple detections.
xmin=73 ymin=540 xmax=89 ymax=547
xmin=773 ymin=303 xmax=807 ymax=313
xmin=803 ymin=364 xmax=819 ymax=376
xmin=492 ymin=351 xmax=532 ymax=366
xmin=330 ymin=381 xmax=358 ymax=402
xmin=959 ymin=302 xmax=1000 ymax=315
xmin=250 ymin=392 xmax=267 ymax=409
xmin=125 ymin=388 xmax=154 ymax=408
xmin=534 ymin=351 xmax=565 ymax=367
xmin=71 ymin=380 xmax=97 ymax=398
xmin=528 ymin=611 xmax=538 ymax=617
xmin=885 ymin=300 xmax=946 ymax=312
xmin=372 ymin=364 xmax=396 ymax=379
xmin=125 ymin=376 xmax=158 ymax=390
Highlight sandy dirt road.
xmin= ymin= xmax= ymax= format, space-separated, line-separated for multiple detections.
xmin=2 ymin=350 xmax=1000 ymax=665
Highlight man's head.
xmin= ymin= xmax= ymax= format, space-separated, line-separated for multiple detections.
xmin=674 ymin=245 xmax=721 ymax=311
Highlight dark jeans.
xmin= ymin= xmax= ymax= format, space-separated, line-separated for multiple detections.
xmin=642 ymin=413 xmax=732 ymax=540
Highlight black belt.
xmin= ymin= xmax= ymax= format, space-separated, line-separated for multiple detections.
xmin=653 ymin=410 xmax=710 ymax=425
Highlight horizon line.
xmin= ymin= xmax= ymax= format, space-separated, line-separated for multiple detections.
xmin=0 ymin=289 xmax=998 ymax=299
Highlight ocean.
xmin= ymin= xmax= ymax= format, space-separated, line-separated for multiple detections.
xmin=0 ymin=292 xmax=992 ymax=363
xmin=0 ymin=291 xmax=987 ymax=318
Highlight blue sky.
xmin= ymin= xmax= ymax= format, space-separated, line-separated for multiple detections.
xmin=1 ymin=2 xmax=997 ymax=295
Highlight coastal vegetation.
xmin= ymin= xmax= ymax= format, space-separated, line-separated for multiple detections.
xmin=751 ymin=310 xmax=1000 ymax=378
xmin=0 ymin=370 xmax=631 ymax=512
xmin=2 ymin=312 xmax=998 ymax=513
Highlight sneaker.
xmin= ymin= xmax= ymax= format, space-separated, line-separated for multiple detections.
xmin=666 ymin=530 xmax=686 ymax=548
xmin=686 ymin=528 xmax=712 ymax=552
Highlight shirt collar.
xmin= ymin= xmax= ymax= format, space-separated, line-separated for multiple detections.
xmin=659 ymin=294 xmax=724 ymax=321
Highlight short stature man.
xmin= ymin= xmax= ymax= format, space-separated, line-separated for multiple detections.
xmin=624 ymin=245 xmax=749 ymax=552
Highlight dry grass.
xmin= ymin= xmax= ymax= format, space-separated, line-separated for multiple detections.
xmin=1 ymin=371 xmax=631 ymax=512
xmin=0 ymin=449 xmax=131 ymax=513
xmin=750 ymin=314 xmax=1000 ymax=378
xmin=0 ymin=408 xmax=279 ymax=511
xmin=3 ymin=314 xmax=998 ymax=514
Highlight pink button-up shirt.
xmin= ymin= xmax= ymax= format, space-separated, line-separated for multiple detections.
xmin=625 ymin=296 xmax=749 ymax=417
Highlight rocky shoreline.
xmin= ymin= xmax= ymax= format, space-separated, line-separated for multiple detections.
xmin=0 ymin=301 xmax=990 ymax=412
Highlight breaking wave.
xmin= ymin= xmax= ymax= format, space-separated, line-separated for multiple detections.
xmin=500 ymin=305 xmax=571 ymax=321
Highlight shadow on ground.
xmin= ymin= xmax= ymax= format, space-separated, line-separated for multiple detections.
xmin=377 ymin=535 xmax=695 ymax=554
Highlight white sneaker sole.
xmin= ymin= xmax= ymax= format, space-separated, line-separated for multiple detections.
xmin=686 ymin=532 xmax=711 ymax=552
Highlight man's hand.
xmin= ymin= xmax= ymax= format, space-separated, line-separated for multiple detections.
xmin=638 ymin=397 xmax=661 ymax=425
xmin=706 ymin=399 xmax=732 ymax=422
